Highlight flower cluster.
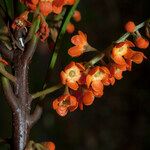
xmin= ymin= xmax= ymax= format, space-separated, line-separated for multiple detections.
xmin=66 ymin=10 xmax=82 ymax=34
xmin=53 ymin=21 xmax=149 ymax=117
xmin=20 ymin=0 xmax=75 ymax=16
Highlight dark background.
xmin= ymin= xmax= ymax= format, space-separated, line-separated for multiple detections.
xmin=0 ymin=0 xmax=150 ymax=149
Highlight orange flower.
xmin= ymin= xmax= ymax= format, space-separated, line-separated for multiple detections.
xmin=39 ymin=0 xmax=53 ymax=16
xmin=36 ymin=21 xmax=50 ymax=42
xmin=42 ymin=141 xmax=55 ymax=150
xmin=82 ymin=90 xmax=95 ymax=106
xmin=86 ymin=66 xmax=110 ymax=96
xmin=109 ymin=63 xmax=126 ymax=80
xmin=124 ymin=49 xmax=146 ymax=68
xmin=111 ymin=41 xmax=135 ymax=65
xmin=68 ymin=31 xmax=88 ymax=57
xmin=20 ymin=0 xmax=39 ymax=10
xmin=124 ymin=21 xmax=136 ymax=33
xmin=72 ymin=88 xmax=94 ymax=110
xmin=66 ymin=22 xmax=75 ymax=34
xmin=135 ymin=37 xmax=149 ymax=49
xmin=60 ymin=62 xmax=85 ymax=90
xmin=12 ymin=11 xmax=31 ymax=30
xmin=73 ymin=10 xmax=81 ymax=22
xmin=53 ymin=94 xmax=78 ymax=116
xmin=65 ymin=0 xmax=75 ymax=5
xmin=52 ymin=0 xmax=65 ymax=14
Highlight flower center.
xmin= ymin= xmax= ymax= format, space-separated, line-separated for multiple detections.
xmin=60 ymin=99 xmax=70 ymax=107
xmin=69 ymin=70 xmax=76 ymax=77
xmin=115 ymin=68 xmax=120 ymax=73
xmin=94 ymin=71 xmax=102 ymax=77
xmin=117 ymin=45 xmax=127 ymax=56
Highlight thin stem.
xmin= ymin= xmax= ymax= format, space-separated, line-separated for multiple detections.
xmin=32 ymin=84 xmax=63 ymax=99
xmin=29 ymin=105 xmax=43 ymax=127
xmin=85 ymin=52 xmax=105 ymax=67
xmin=1 ymin=77 xmax=18 ymax=111
xmin=0 ymin=63 xmax=16 ymax=83
xmin=86 ymin=20 xmax=149 ymax=66
xmin=116 ymin=21 xmax=146 ymax=43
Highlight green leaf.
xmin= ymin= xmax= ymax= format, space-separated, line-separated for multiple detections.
xmin=49 ymin=0 xmax=80 ymax=70
xmin=4 ymin=0 xmax=14 ymax=19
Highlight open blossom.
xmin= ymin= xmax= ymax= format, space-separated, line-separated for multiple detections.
xmin=39 ymin=0 xmax=53 ymax=16
xmin=72 ymin=88 xmax=95 ymax=110
xmin=124 ymin=49 xmax=146 ymax=70
xmin=68 ymin=31 xmax=88 ymax=57
xmin=111 ymin=41 xmax=135 ymax=65
xmin=20 ymin=0 xmax=39 ymax=10
xmin=109 ymin=63 xmax=126 ymax=80
xmin=12 ymin=11 xmax=31 ymax=30
xmin=60 ymin=62 xmax=85 ymax=90
xmin=86 ymin=66 xmax=110 ymax=97
xmin=53 ymin=94 xmax=78 ymax=116
xmin=52 ymin=0 xmax=65 ymax=14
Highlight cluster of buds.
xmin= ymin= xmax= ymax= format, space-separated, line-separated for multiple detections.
xmin=53 ymin=20 xmax=150 ymax=117
xmin=20 ymin=0 xmax=75 ymax=16
xmin=66 ymin=10 xmax=81 ymax=34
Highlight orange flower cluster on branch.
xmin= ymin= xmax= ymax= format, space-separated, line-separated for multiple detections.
xmin=20 ymin=0 xmax=75 ymax=16
xmin=53 ymin=21 xmax=150 ymax=117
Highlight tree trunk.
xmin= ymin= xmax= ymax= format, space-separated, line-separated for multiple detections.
xmin=12 ymin=107 xmax=30 ymax=150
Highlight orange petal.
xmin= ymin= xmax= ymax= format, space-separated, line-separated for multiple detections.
xmin=114 ymin=70 xmax=123 ymax=80
xmin=115 ymin=42 xmax=125 ymax=48
xmin=53 ymin=99 xmax=59 ymax=110
xmin=60 ymin=71 xmax=66 ymax=84
xmin=67 ymin=81 xmax=79 ymax=90
xmin=125 ymin=40 xmax=135 ymax=47
xmin=83 ymin=90 xmax=94 ymax=106
xmin=57 ymin=106 xmax=68 ymax=116
xmin=42 ymin=142 xmax=55 ymax=150
xmin=86 ymin=74 xmax=92 ymax=88
xmin=88 ymin=66 xmax=99 ymax=75
xmin=71 ymin=35 xmax=83 ymax=46
xmin=131 ymin=52 xmax=145 ymax=64
xmin=93 ymin=89 xmax=103 ymax=97
xmin=64 ymin=61 xmax=75 ymax=71
xmin=78 ymin=30 xmax=87 ymax=41
xmin=91 ymin=80 xmax=103 ymax=92
xmin=124 ymin=48 xmax=135 ymax=59
xmin=53 ymin=5 xmax=63 ymax=14
xmin=126 ymin=59 xmax=132 ymax=71
xmin=76 ymin=62 xmax=85 ymax=71
xmin=112 ymin=55 xmax=126 ymax=65
xmin=100 ymin=66 xmax=110 ymax=74
xmin=69 ymin=96 xmax=78 ymax=111
xmin=68 ymin=46 xmax=83 ymax=57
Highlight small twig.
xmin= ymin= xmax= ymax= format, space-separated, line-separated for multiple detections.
xmin=85 ymin=52 xmax=105 ymax=67
xmin=85 ymin=20 xmax=149 ymax=66
xmin=32 ymin=84 xmax=63 ymax=99
xmin=0 ymin=41 xmax=14 ymax=61
xmin=0 ymin=137 xmax=11 ymax=145
xmin=29 ymin=105 xmax=43 ymax=127
xmin=0 ymin=63 xmax=17 ymax=83
xmin=116 ymin=21 xmax=146 ymax=43
xmin=1 ymin=77 xmax=18 ymax=111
